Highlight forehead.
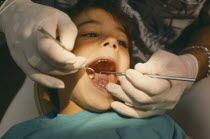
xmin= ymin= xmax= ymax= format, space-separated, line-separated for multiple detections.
xmin=73 ymin=8 xmax=123 ymax=28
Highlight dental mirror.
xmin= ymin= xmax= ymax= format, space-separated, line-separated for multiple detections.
xmin=85 ymin=67 xmax=95 ymax=79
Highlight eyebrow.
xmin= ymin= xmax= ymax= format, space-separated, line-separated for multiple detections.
xmin=77 ymin=20 xmax=101 ymax=28
xmin=77 ymin=19 xmax=126 ymax=35
xmin=116 ymin=27 xmax=125 ymax=34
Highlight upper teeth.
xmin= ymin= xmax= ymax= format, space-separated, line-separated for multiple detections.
xmin=99 ymin=83 xmax=105 ymax=87
xmin=92 ymin=59 xmax=108 ymax=66
xmin=97 ymin=59 xmax=107 ymax=63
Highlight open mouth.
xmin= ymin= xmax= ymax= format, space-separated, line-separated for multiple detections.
xmin=86 ymin=58 xmax=118 ymax=93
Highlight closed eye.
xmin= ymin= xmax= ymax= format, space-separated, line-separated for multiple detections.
xmin=81 ymin=33 xmax=98 ymax=37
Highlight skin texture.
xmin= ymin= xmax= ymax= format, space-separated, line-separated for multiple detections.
xmin=183 ymin=26 xmax=210 ymax=82
xmin=57 ymin=8 xmax=130 ymax=115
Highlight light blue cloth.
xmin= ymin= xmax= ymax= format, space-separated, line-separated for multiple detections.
xmin=2 ymin=110 xmax=186 ymax=139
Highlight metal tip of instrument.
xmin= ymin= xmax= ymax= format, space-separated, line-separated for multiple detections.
xmin=100 ymin=71 xmax=126 ymax=76
xmin=85 ymin=67 xmax=95 ymax=73
xmin=146 ymin=74 xmax=195 ymax=82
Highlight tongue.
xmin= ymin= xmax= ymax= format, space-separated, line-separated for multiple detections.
xmin=92 ymin=73 xmax=109 ymax=87
xmin=92 ymin=73 xmax=117 ymax=87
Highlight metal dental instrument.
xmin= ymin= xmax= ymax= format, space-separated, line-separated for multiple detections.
xmin=85 ymin=67 xmax=95 ymax=79
xmin=85 ymin=67 xmax=195 ymax=82
xmin=38 ymin=27 xmax=66 ymax=49
xmin=99 ymin=71 xmax=195 ymax=82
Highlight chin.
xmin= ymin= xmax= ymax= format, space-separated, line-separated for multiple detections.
xmin=87 ymin=103 xmax=112 ymax=112
xmin=78 ymin=92 xmax=114 ymax=112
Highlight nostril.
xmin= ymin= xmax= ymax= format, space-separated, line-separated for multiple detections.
xmin=113 ymin=45 xmax=117 ymax=49
xmin=103 ymin=42 xmax=109 ymax=47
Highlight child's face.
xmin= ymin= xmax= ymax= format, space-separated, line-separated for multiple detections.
xmin=59 ymin=8 xmax=130 ymax=113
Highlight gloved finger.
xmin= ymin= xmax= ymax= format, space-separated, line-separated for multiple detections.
xmin=137 ymin=101 xmax=175 ymax=111
xmin=43 ymin=56 xmax=86 ymax=74
xmin=125 ymin=69 xmax=171 ymax=96
xmin=106 ymin=83 xmax=134 ymax=104
xmin=39 ymin=21 xmax=57 ymax=39
xmin=71 ymin=56 xmax=86 ymax=69
xmin=106 ymin=83 xmax=149 ymax=108
xmin=27 ymin=55 xmax=78 ymax=75
xmin=53 ymin=56 xmax=86 ymax=74
xmin=55 ymin=56 xmax=86 ymax=74
xmin=37 ymin=35 xmax=77 ymax=67
xmin=119 ymin=76 xmax=155 ymax=104
xmin=57 ymin=13 xmax=78 ymax=51
xmin=19 ymin=52 xmax=65 ymax=88
xmin=111 ymin=101 xmax=165 ymax=118
xmin=135 ymin=62 xmax=173 ymax=87
xmin=29 ymin=69 xmax=65 ymax=89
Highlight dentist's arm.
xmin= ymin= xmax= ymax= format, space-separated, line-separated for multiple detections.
xmin=106 ymin=26 xmax=210 ymax=118
xmin=0 ymin=0 xmax=86 ymax=88
xmin=181 ymin=26 xmax=210 ymax=82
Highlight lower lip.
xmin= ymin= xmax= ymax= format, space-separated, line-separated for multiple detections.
xmin=93 ymin=82 xmax=109 ymax=94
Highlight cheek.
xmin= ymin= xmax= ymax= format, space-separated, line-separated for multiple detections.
xmin=73 ymin=38 xmax=97 ymax=57
xmin=71 ymin=72 xmax=113 ymax=112
xmin=119 ymin=48 xmax=130 ymax=70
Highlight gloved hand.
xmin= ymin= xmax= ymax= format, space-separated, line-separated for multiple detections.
xmin=0 ymin=0 xmax=86 ymax=88
xmin=106 ymin=50 xmax=198 ymax=118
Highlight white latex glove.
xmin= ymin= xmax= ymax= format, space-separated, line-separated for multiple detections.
xmin=106 ymin=50 xmax=198 ymax=118
xmin=0 ymin=0 xmax=86 ymax=88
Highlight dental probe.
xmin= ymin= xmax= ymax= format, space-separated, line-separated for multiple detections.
xmin=99 ymin=71 xmax=195 ymax=82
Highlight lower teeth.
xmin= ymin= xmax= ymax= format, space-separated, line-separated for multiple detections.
xmin=99 ymin=83 xmax=105 ymax=87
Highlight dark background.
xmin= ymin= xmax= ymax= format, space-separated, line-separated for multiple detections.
xmin=0 ymin=33 xmax=26 ymax=121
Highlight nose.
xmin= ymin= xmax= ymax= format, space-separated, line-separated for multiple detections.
xmin=100 ymin=37 xmax=119 ymax=51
